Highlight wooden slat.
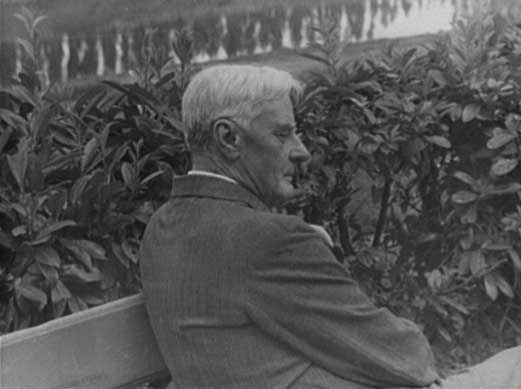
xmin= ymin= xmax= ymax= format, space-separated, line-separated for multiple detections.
xmin=0 ymin=293 xmax=169 ymax=388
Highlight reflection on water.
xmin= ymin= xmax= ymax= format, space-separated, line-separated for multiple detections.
xmin=0 ymin=0 xmax=496 ymax=85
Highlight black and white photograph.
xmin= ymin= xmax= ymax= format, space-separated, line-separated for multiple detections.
xmin=1 ymin=0 xmax=521 ymax=388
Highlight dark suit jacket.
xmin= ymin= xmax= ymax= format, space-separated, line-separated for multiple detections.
xmin=139 ymin=175 xmax=439 ymax=388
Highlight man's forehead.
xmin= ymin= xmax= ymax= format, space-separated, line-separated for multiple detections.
xmin=255 ymin=98 xmax=294 ymax=120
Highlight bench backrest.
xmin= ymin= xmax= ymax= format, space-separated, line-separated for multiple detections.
xmin=0 ymin=293 xmax=170 ymax=388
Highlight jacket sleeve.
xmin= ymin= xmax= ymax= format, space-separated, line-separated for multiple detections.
xmin=244 ymin=216 xmax=439 ymax=388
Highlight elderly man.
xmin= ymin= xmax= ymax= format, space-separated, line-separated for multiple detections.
xmin=139 ymin=65 xmax=520 ymax=389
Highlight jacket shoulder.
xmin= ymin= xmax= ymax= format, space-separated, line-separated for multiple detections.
xmin=230 ymin=209 xmax=311 ymax=240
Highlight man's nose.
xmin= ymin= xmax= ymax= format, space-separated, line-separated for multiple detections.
xmin=289 ymin=138 xmax=311 ymax=163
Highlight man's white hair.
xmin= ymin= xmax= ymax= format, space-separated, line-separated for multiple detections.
xmin=181 ymin=64 xmax=303 ymax=151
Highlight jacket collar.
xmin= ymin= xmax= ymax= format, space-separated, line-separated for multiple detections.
xmin=171 ymin=175 xmax=270 ymax=211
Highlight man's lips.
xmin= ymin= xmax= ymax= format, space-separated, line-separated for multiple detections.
xmin=290 ymin=173 xmax=300 ymax=188
xmin=285 ymin=165 xmax=305 ymax=187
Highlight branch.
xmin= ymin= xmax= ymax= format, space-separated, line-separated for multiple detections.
xmin=372 ymin=178 xmax=392 ymax=247
xmin=336 ymin=199 xmax=354 ymax=256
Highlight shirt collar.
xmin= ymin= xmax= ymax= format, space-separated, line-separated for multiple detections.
xmin=187 ymin=170 xmax=238 ymax=185
xmin=171 ymin=174 xmax=269 ymax=211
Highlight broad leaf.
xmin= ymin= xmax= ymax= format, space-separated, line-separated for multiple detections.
xmin=490 ymin=158 xmax=518 ymax=176
xmin=484 ymin=274 xmax=498 ymax=300
xmin=438 ymin=296 xmax=470 ymax=315
xmin=70 ymin=175 xmax=90 ymax=204
xmin=7 ymin=140 xmax=29 ymax=190
xmin=17 ymin=284 xmax=47 ymax=311
xmin=34 ymin=246 xmax=61 ymax=267
xmin=487 ymin=131 xmax=516 ymax=149
xmin=489 ymin=182 xmax=521 ymax=196
xmin=12 ymin=225 xmax=28 ymax=237
xmin=460 ymin=205 xmax=477 ymax=224
xmin=32 ymin=103 xmax=55 ymax=142
xmin=426 ymin=269 xmax=443 ymax=290
xmin=451 ymin=191 xmax=478 ymax=204
xmin=62 ymin=264 xmax=102 ymax=283
xmin=495 ymin=273 xmax=514 ymax=298
xmin=81 ymin=294 xmax=105 ymax=307
xmin=52 ymin=300 xmax=67 ymax=317
xmin=73 ymin=240 xmax=107 ymax=260
xmin=453 ymin=171 xmax=477 ymax=187
xmin=469 ymin=250 xmax=486 ymax=275
xmin=438 ymin=327 xmax=452 ymax=342
xmin=425 ymin=135 xmax=451 ymax=149
xmin=505 ymin=113 xmax=521 ymax=132
xmin=140 ymin=170 xmax=164 ymax=186
xmin=68 ymin=295 xmax=88 ymax=313
xmin=16 ymin=37 xmax=35 ymax=61
xmin=3 ymin=85 xmax=36 ymax=106
xmin=32 ymin=15 xmax=48 ymax=29
xmin=38 ymin=263 xmax=59 ymax=283
xmin=121 ymin=162 xmax=134 ymax=186
xmin=483 ymin=243 xmax=512 ymax=251
xmin=61 ymin=239 xmax=93 ymax=269
xmin=81 ymin=137 xmax=98 ymax=172
xmin=121 ymin=240 xmax=139 ymax=264
xmin=0 ymin=109 xmax=28 ymax=131
xmin=508 ymin=249 xmax=521 ymax=272
xmin=428 ymin=69 xmax=447 ymax=86
xmin=51 ymin=280 xmax=72 ymax=303
xmin=43 ymin=151 xmax=83 ymax=174
xmin=462 ymin=103 xmax=480 ymax=122
xmin=112 ymin=242 xmax=130 ymax=269
xmin=34 ymin=220 xmax=76 ymax=243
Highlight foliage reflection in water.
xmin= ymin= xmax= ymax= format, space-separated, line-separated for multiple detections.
xmin=0 ymin=0 xmax=517 ymax=85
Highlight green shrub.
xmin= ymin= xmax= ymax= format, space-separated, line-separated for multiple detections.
xmin=0 ymin=10 xmax=194 ymax=332
xmin=295 ymin=14 xmax=521 ymax=343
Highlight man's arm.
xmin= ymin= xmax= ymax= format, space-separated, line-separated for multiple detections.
xmin=244 ymin=216 xmax=439 ymax=388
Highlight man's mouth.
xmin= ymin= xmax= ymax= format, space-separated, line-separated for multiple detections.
xmin=291 ymin=171 xmax=302 ymax=189
xmin=290 ymin=164 xmax=305 ymax=188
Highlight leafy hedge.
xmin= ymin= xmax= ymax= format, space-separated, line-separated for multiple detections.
xmin=0 ymin=9 xmax=193 ymax=332
xmin=1 ymin=8 xmax=520 ymax=351
xmin=296 ymin=14 xmax=521 ymax=342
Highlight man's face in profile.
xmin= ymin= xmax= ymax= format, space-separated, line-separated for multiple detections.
xmin=238 ymin=96 xmax=310 ymax=207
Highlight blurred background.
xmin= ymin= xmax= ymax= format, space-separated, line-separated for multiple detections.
xmin=1 ymin=0 xmax=520 ymax=86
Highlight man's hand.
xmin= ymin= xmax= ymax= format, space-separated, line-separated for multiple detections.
xmin=308 ymin=224 xmax=334 ymax=247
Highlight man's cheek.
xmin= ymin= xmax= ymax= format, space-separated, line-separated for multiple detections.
xmin=281 ymin=180 xmax=300 ymax=198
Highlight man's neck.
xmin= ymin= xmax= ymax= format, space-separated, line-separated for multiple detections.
xmin=191 ymin=153 xmax=239 ymax=182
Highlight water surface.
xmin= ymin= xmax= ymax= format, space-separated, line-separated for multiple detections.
xmin=0 ymin=0 xmax=516 ymax=85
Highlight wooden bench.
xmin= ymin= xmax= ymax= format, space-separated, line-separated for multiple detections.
xmin=0 ymin=293 xmax=171 ymax=388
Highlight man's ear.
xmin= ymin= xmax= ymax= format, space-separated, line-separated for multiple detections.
xmin=212 ymin=119 xmax=240 ymax=160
